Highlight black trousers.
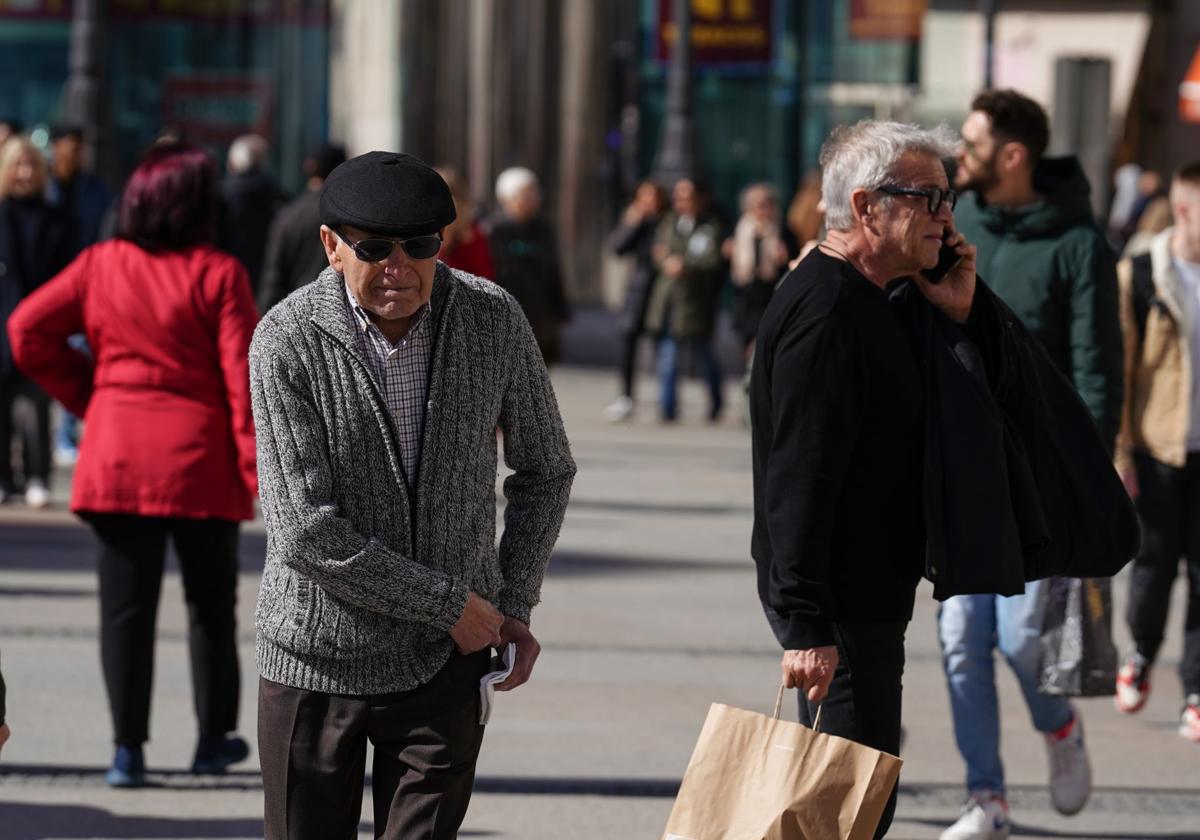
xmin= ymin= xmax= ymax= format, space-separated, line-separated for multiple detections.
xmin=1129 ymin=452 xmax=1200 ymax=696
xmin=617 ymin=327 xmax=644 ymax=399
xmin=788 ymin=619 xmax=907 ymax=840
xmin=89 ymin=513 xmax=241 ymax=744
xmin=0 ymin=374 xmax=52 ymax=491
xmin=258 ymin=650 xmax=490 ymax=840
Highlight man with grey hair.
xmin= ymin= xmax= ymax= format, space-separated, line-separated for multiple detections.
xmin=488 ymin=166 xmax=570 ymax=364
xmin=751 ymin=120 xmax=980 ymax=839
xmin=219 ymin=133 xmax=285 ymax=294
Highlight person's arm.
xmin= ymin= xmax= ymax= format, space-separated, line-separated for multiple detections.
xmin=762 ymin=313 xmax=863 ymax=649
xmin=256 ymin=210 xmax=292 ymax=314
xmin=7 ymin=252 xmax=92 ymax=416
xmin=214 ymin=258 xmax=260 ymax=498
xmin=249 ymin=332 xmax=471 ymax=631
xmin=606 ymin=217 xmax=649 ymax=256
xmin=494 ymin=302 xmax=576 ymax=624
xmin=1068 ymin=233 xmax=1125 ymax=450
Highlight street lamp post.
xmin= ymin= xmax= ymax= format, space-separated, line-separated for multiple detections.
xmin=652 ymin=0 xmax=700 ymax=187
xmin=62 ymin=0 xmax=115 ymax=184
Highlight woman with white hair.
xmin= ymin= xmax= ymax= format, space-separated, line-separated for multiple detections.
xmin=0 ymin=136 xmax=77 ymax=507
xmin=487 ymin=166 xmax=570 ymax=364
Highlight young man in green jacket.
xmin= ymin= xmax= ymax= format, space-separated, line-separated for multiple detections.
xmin=938 ymin=89 xmax=1123 ymax=840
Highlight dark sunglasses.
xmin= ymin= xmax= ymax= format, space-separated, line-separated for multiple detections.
xmin=333 ymin=228 xmax=443 ymax=262
xmin=876 ymin=184 xmax=958 ymax=215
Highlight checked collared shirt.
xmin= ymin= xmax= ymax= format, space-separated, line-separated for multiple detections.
xmin=345 ymin=284 xmax=434 ymax=484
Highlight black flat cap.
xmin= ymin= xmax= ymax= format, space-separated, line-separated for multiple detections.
xmin=320 ymin=151 xmax=455 ymax=237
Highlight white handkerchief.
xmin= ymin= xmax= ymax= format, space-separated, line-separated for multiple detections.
xmin=478 ymin=642 xmax=517 ymax=725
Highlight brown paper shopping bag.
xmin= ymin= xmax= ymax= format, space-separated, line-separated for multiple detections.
xmin=661 ymin=687 xmax=903 ymax=840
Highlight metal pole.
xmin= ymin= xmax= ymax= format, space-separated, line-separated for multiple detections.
xmin=62 ymin=0 xmax=115 ymax=184
xmin=651 ymin=0 xmax=699 ymax=186
xmin=982 ymin=0 xmax=997 ymax=90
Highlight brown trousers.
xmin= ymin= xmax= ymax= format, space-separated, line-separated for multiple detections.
xmin=258 ymin=650 xmax=490 ymax=840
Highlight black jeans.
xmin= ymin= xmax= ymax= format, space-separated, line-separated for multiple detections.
xmin=770 ymin=616 xmax=906 ymax=840
xmin=0 ymin=374 xmax=52 ymax=491
xmin=618 ymin=327 xmax=643 ymax=399
xmin=258 ymin=650 xmax=490 ymax=840
xmin=1128 ymin=452 xmax=1200 ymax=696
xmin=89 ymin=514 xmax=241 ymax=744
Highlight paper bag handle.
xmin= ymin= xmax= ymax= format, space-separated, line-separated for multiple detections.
xmin=774 ymin=683 xmax=822 ymax=732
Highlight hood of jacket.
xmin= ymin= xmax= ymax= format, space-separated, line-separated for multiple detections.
xmin=964 ymin=156 xmax=1096 ymax=241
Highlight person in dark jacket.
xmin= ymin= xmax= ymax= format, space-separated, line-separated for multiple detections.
xmin=752 ymin=120 xmax=986 ymax=840
xmin=644 ymin=178 xmax=726 ymax=422
xmin=725 ymin=182 xmax=796 ymax=357
xmin=0 ymin=649 xmax=9 ymax=756
xmin=938 ymin=89 xmax=1120 ymax=840
xmin=487 ymin=167 xmax=570 ymax=365
xmin=257 ymin=143 xmax=346 ymax=313
xmin=218 ymin=134 xmax=285 ymax=295
xmin=604 ymin=179 xmax=666 ymax=422
xmin=0 ymin=135 xmax=77 ymax=507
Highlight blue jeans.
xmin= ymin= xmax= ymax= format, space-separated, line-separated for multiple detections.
xmin=657 ymin=336 xmax=722 ymax=421
xmin=938 ymin=579 xmax=1073 ymax=795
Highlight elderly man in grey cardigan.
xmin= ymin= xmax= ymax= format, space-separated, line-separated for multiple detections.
xmin=249 ymin=152 xmax=575 ymax=840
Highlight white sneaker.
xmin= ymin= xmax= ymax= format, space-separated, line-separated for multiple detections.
xmin=603 ymin=396 xmax=634 ymax=423
xmin=940 ymin=791 xmax=1010 ymax=840
xmin=24 ymin=480 xmax=50 ymax=509
xmin=1045 ymin=708 xmax=1091 ymax=815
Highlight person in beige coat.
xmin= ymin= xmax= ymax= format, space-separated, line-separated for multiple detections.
xmin=1113 ymin=162 xmax=1200 ymax=742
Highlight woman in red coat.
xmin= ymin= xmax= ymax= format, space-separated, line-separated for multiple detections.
xmin=7 ymin=143 xmax=258 ymax=787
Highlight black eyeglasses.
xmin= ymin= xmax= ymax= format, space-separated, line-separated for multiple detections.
xmin=333 ymin=228 xmax=443 ymax=262
xmin=876 ymin=185 xmax=958 ymax=215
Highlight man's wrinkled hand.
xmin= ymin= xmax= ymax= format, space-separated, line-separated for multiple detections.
xmin=913 ymin=228 xmax=977 ymax=324
xmin=449 ymin=592 xmax=503 ymax=654
xmin=495 ymin=617 xmax=540 ymax=691
xmin=781 ymin=645 xmax=839 ymax=703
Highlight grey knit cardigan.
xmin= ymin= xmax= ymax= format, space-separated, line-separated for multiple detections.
xmin=249 ymin=265 xmax=575 ymax=695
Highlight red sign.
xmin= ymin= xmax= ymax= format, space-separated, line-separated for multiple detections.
xmin=849 ymin=0 xmax=926 ymax=41
xmin=161 ymin=75 xmax=273 ymax=146
xmin=657 ymin=0 xmax=773 ymax=65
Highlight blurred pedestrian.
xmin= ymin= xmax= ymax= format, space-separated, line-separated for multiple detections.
xmin=644 ymin=177 xmax=725 ymax=422
xmin=786 ymin=168 xmax=825 ymax=253
xmin=1113 ymin=162 xmax=1200 ymax=743
xmin=219 ymin=133 xmax=285 ymax=294
xmin=725 ymin=182 xmax=795 ymax=358
xmin=0 ymin=135 xmax=77 ymax=508
xmin=257 ymin=142 xmax=346 ymax=313
xmin=603 ymin=179 xmax=667 ymax=422
xmin=1120 ymin=195 xmax=1172 ymax=258
xmin=940 ymin=89 xmax=1122 ymax=839
xmin=7 ymin=142 xmax=259 ymax=787
xmin=488 ymin=167 xmax=570 ymax=364
xmin=46 ymin=123 xmax=114 ymax=466
xmin=752 ymin=120 xmax=978 ymax=840
xmin=436 ymin=166 xmax=495 ymax=279
xmin=250 ymin=151 xmax=574 ymax=840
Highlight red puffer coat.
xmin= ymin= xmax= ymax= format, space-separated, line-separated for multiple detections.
xmin=7 ymin=239 xmax=258 ymax=520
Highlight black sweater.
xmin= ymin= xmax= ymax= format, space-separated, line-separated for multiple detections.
xmin=750 ymin=251 xmax=925 ymax=649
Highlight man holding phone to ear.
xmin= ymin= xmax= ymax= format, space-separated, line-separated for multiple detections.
xmin=751 ymin=120 xmax=998 ymax=840
xmin=937 ymin=90 xmax=1122 ymax=840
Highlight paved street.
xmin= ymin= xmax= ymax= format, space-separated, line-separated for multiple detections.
xmin=1 ymin=364 xmax=1197 ymax=839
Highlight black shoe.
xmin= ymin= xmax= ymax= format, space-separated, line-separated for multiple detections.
xmin=191 ymin=734 xmax=249 ymax=774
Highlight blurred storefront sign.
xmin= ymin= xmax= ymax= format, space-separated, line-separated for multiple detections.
xmin=1179 ymin=43 xmax=1200 ymax=124
xmin=849 ymin=0 xmax=926 ymax=41
xmin=656 ymin=0 xmax=772 ymax=66
xmin=162 ymin=75 xmax=273 ymax=146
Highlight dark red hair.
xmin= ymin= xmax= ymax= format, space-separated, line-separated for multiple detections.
xmin=117 ymin=143 xmax=218 ymax=251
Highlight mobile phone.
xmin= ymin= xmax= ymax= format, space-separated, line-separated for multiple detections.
xmin=921 ymin=240 xmax=962 ymax=284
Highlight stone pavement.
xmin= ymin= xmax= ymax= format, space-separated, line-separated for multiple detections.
xmin=1 ymin=365 xmax=1197 ymax=839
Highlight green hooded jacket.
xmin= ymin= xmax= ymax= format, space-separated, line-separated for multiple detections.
xmin=954 ymin=156 xmax=1123 ymax=447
